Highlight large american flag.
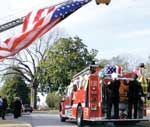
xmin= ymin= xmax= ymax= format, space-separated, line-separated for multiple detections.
xmin=0 ymin=0 xmax=91 ymax=59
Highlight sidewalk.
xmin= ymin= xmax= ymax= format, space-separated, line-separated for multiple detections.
xmin=0 ymin=120 xmax=32 ymax=127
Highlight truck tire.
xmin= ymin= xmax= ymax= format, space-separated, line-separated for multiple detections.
xmin=76 ymin=106 xmax=84 ymax=127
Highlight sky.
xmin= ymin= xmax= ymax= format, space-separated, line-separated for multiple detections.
xmin=0 ymin=0 xmax=149 ymax=101
xmin=0 ymin=0 xmax=150 ymax=60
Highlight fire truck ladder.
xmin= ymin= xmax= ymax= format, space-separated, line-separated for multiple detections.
xmin=0 ymin=0 xmax=73 ymax=33
xmin=0 ymin=17 xmax=24 ymax=32
xmin=0 ymin=0 xmax=110 ymax=33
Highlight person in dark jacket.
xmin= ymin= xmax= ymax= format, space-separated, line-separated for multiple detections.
xmin=0 ymin=96 xmax=3 ymax=117
xmin=128 ymin=74 xmax=144 ymax=119
xmin=107 ymin=73 xmax=120 ymax=119
xmin=13 ymin=97 xmax=22 ymax=118
xmin=1 ymin=97 xmax=8 ymax=120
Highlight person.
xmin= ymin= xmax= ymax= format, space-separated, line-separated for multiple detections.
xmin=1 ymin=97 xmax=8 ymax=120
xmin=106 ymin=73 xmax=120 ymax=119
xmin=119 ymin=80 xmax=129 ymax=102
xmin=128 ymin=74 xmax=144 ymax=119
xmin=13 ymin=97 xmax=22 ymax=118
xmin=0 ymin=96 xmax=3 ymax=117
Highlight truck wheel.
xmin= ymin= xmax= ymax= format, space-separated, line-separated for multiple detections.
xmin=76 ymin=106 xmax=84 ymax=127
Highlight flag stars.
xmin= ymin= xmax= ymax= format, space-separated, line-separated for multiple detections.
xmin=76 ymin=2 xmax=79 ymax=5
xmin=51 ymin=0 xmax=90 ymax=20
xmin=67 ymin=5 xmax=70 ymax=8
xmin=57 ymin=8 xmax=60 ymax=11
xmin=85 ymin=0 xmax=89 ymax=2
xmin=59 ymin=13 xmax=63 ymax=16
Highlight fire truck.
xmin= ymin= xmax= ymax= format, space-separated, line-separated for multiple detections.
xmin=59 ymin=64 xmax=150 ymax=126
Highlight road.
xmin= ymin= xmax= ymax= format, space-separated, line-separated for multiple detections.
xmin=4 ymin=112 xmax=150 ymax=127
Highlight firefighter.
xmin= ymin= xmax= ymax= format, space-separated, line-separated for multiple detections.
xmin=137 ymin=63 xmax=148 ymax=118
xmin=138 ymin=75 xmax=147 ymax=95
xmin=128 ymin=74 xmax=144 ymax=119
xmin=99 ymin=70 xmax=107 ymax=114
xmin=138 ymin=75 xmax=147 ymax=118
xmin=106 ymin=73 xmax=120 ymax=119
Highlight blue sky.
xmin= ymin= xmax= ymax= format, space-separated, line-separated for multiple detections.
xmin=0 ymin=0 xmax=150 ymax=59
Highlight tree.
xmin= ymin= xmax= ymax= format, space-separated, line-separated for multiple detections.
xmin=39 ymin=36 xmax=98 ymax=92
xmin=0 ymin=71 xmax=30 ymax=105
xmin=0 ymin=28 xmax=64 ymax=109
xmin=99 ymin=59 xmax=109 ymax=68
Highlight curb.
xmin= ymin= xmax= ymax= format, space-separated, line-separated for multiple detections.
xmin=0 ymin=120 xmax=32 ymax=127
xmin=33 ymin=110 xmax=59 ymax=114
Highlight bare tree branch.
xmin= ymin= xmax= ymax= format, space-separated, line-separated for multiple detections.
xmin=4 ymin=67 xmax=31 ymax=82
xmin=25 ymin=49 xmax=36 ymax=74
xmin=6 ymin=57 xmax=34 ymax=77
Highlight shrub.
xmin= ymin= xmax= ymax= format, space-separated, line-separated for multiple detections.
xmin=46 ymin=92 xmax=60 ymax=110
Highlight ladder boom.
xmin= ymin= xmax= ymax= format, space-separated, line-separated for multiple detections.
xmin=0 ymin=0 xmax=111 ymax=33
xmin=0 ymin=17 xmax=24 ymax=32
xmin=0 ymin=0 xmax=70 ymax=33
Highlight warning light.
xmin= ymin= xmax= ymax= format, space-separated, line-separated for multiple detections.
xmin=95 ymin=0 xmax=111 ymax=5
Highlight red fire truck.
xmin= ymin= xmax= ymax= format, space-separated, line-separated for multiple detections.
xmin=59 ymin=64 xmax=150 ymax=126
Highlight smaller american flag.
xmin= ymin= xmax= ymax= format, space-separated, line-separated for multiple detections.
xmin=104 ymin=64 xmax=116 ymax=75
xmin=104 ymin=64 xmax=123 ymax=76
xmin=115 ymin=65 xmax=123 ymax=76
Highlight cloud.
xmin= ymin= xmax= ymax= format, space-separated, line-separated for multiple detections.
xmin=119 ymin=29 xmax=150 ymax=39
xmin=101 ymin=46 xmax=150 ymax=60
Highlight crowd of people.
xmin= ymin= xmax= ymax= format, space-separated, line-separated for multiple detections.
xmin=0 ymin=96 xmax=22 ymax=120
xmin=105 ymin=72 xmax=147 ymax=119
